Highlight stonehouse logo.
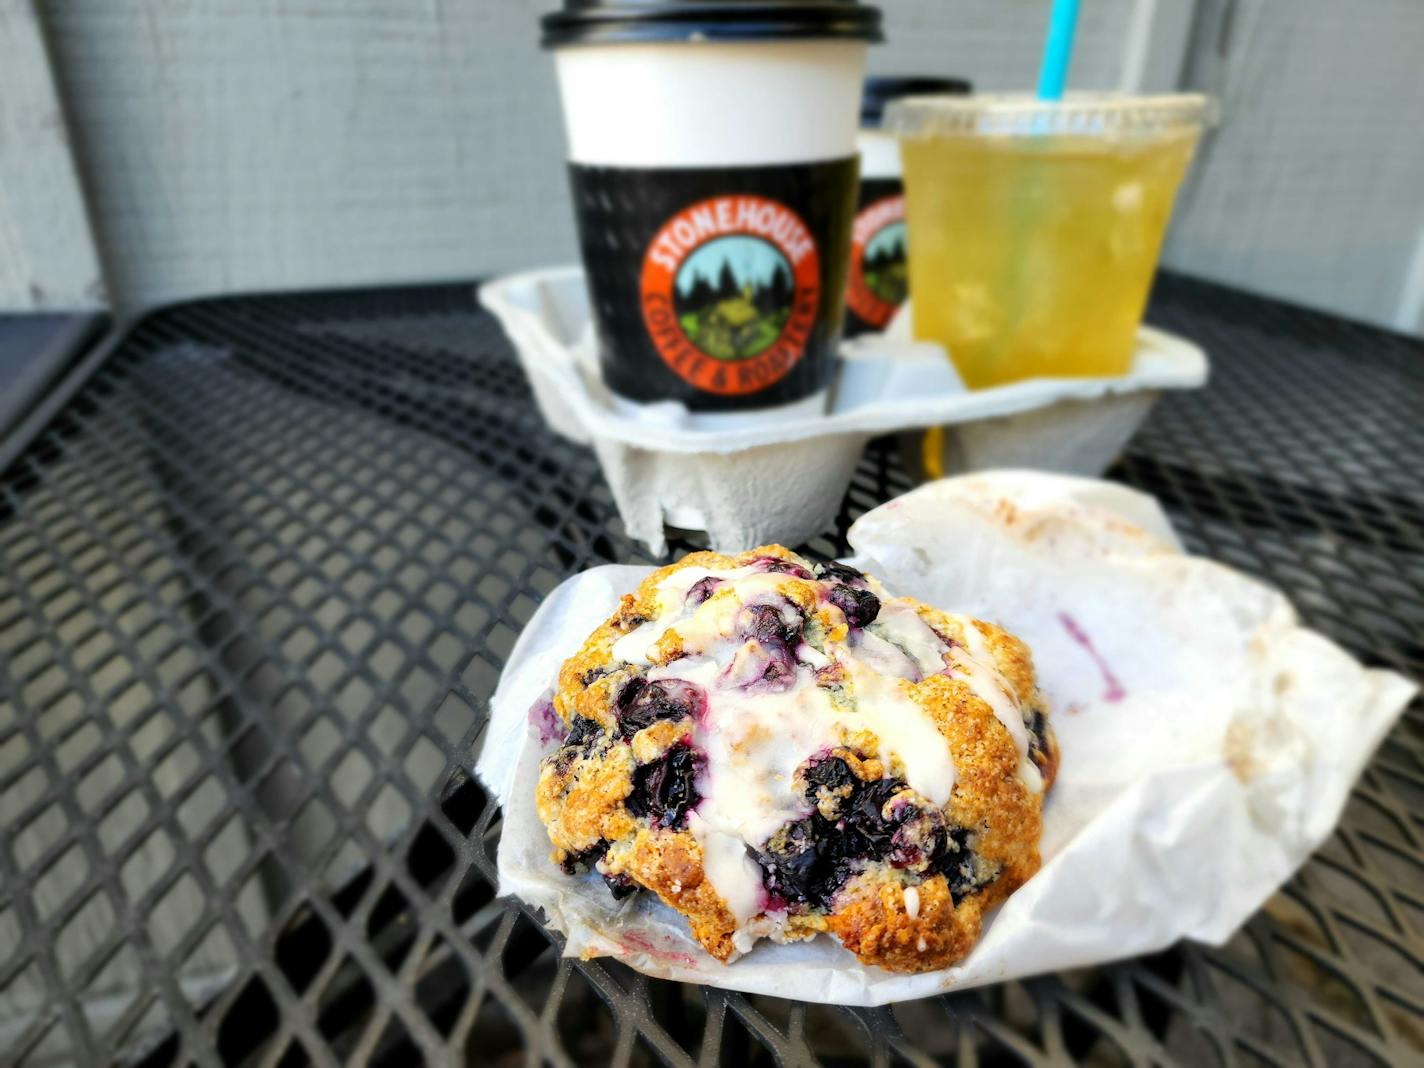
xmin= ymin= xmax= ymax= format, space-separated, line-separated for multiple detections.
xmin=846 ymin=194 xmax=908 ymax=329
xmin=641 ymin=195 xmax=820 ymax=396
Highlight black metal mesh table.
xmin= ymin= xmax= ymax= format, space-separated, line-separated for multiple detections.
xmin=1 ymin=276 xmax=1419 ymax=1067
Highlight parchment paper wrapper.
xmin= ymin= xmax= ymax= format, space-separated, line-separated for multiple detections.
xmin=476 ymin=472 xmax=1415 ymax=1006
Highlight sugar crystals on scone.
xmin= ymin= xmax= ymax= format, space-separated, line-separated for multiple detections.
xmin=535 ymin=546 xmax=1058 ymax=973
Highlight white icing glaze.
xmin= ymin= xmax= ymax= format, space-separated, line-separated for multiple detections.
xmin=611 ymin=564 xmax=786 ymax=664
xmin=867 ymin=600 xmax=953 ymax=678
xmin=903 ymin=885 xmax=920 ymax=919
xmin=717 ymin=570 xmax=798 ymax=602
xmin=652 ymin=564 xmax=725 ymax=605
xmin=653 ymin=656 xmax=838 ymax=847
xmin=1021 ymin=757 xmax=1045 ymax=795
xmin=797 ymin=642 xmax=832 ymax=670
xmin=641 ymin=602 xmax=957 ymax=921
xmin=611 ymin=616 xmax=673 ymax=665
xmin=656 ymin=562 xmax=769 ymax=600
xmin=621 ymin=558 xmax=1040 ymax=931
xmin=952 ymin=619 xmax=1042 ymax=792
xmin=836 ymin=649 xmax=957 ymax=805
xmin=686 ymin=810 xmax=766 ymax=925
xmin=848 ymin=628 xmax=922 ymax=681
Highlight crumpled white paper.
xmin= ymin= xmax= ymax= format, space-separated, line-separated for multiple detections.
xmin=475 ymin=472 xmax=1416 ymax=1006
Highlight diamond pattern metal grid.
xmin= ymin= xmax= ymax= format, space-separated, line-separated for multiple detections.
xmin=0 ymin=276 xmax=1419 ymax=1067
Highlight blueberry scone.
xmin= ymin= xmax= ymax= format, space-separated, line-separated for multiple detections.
xmin=535 ymin=546 xmax=1058 ymax=973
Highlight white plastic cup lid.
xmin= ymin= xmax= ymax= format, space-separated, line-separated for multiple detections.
xmin=885 ymin=92 xmax=1218 ymax=139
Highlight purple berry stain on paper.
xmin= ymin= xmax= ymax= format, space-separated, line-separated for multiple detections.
xmin=1058 ymin=612 xmax=1126 ymax=702
xmin=529 ymin=695 xmax=563 ymax=745
xmin=618 ymin=930 xmax=699 ymax=968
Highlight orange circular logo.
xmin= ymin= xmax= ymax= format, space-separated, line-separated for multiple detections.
xmin=846 ymin=194 xmax=907 ymax=330
xmin=641 ymin=195 xmax=820 ymax=396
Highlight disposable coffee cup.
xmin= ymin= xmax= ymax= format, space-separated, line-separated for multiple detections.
xmin=845 ymin=76 xmax=971 ymax=337
xmin=542 ymin=1 xmax=882 ymax=412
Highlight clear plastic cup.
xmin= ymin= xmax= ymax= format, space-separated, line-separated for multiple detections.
xmin=885 ymin=93 xmax=1214 ymax=390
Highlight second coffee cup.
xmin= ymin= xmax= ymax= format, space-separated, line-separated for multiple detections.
xmin=845 ymin=76 xmax=971 ymax=338
xmin=542 ymin=1 xmax=883 ymax=413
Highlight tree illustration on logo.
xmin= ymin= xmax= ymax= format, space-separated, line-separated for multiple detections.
xmin=682 ymin=273 xmax=715 ymax=312
xmin=862 ymin=221 xmax=908 ymax=307
xmin=673 ymin=236 xmax=796 ymax=361
xmin=716 ymin=261 xmax=739 ymax=301
xmin=757 ymin=262 xmax=794 ymax=317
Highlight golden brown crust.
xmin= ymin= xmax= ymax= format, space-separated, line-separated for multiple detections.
xmin=535 ymin=546 xmax=1057 ymax=973
xmin=913 ymin=672 xmax=1042 ymax=893
xmin=603 ymin=829 xmax=740 ymax=962
xmin=964 ymin=617 xmax=1060 ymax=790
xmin=535 ymin=735 xmax=636 ymax=856
xmin=827 ymin=874 xmax=980 ymax=973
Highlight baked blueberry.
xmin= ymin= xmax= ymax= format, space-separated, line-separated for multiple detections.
xmin=552 ymin=715 xmax=605 ymax=773
xmin=603 ymin=872 xmax=640 ymax=900
xmin=829 ymin=584 xmax=881 ymax=628
xmin=885 ymin=796 xmax=947 ymax=870
xmin=626 ymin=744 xmax=703 ymax=828
xmin=815 ymin=561 xmax=866 ymax=585
xmin=556 ymin=840 xmax=642 ymax=901
xmin=686 ymin=576 xmax=722 ymax=605
xmin=615 ymin=678 xmax=706 ymax=738
xmin=616 ymin=676 xmax=648 ymax=713
xmin=754 ymin=814 xmax=861 ymax=910
xmin=804 ymin=755 xmax=858 ymax=797
xmin=756 ymin=556 xmax=813 ymax=578
xmin=579 ymin=664 xmax=612 ymax=686
xmin=930 ymin=826 xmax=999 ymax=905
xmin=564 ymin=715 xmax=603 ymax=751
xmin=1025 ymin=706 xmax=1058 ymax=781
xmin=737 ymin=601 xmax=803 ymax=647
xmin=559 ymin=840 xmax=607 ymax=876
xmin=725 ymin=639 xmax=797 ymax=693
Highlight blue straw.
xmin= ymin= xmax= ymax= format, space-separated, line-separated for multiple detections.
xmin=1036 ymin=0 xmax=1080 ymax=101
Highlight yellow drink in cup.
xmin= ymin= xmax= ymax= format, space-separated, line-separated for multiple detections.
xmin=886 ymin=94 xmax=1212 ymax=389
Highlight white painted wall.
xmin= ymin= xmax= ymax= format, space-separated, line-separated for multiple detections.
xmin=7 ymin=1 xmax=1424 ymax=334
xmin=25 ymin=0 xmax=1171 ymax=314
xmin=40 ymin=0 xmax=576 ymax=313
xmin=872 ymin=0 xmax=1148 ymax=89
xmin=1162 ymin=0 xmax=1424 ymax=333
xmin=0 ymin=0 xmax=104 ymax=311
